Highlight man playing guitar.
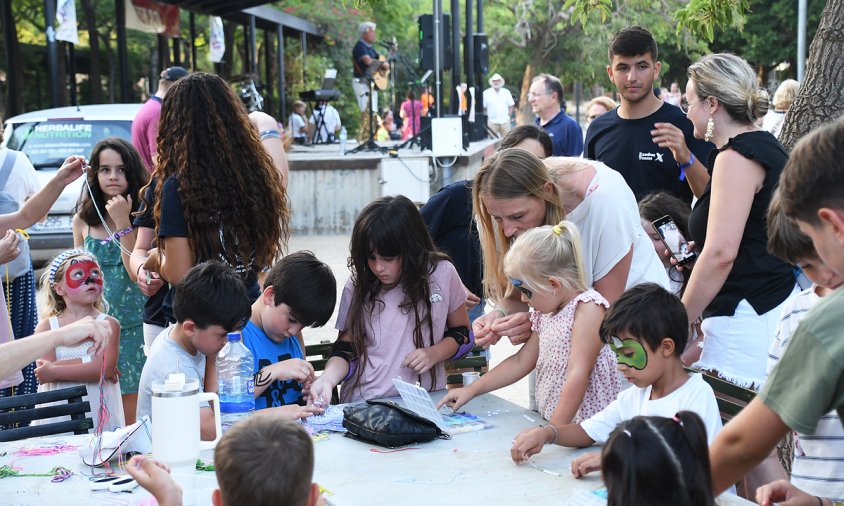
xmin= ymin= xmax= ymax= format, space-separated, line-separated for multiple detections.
xmin=352 ymin=22 xmax=390 ymax=141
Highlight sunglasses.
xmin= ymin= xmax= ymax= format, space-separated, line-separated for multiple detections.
xmin=510 ymin=278 xmax=533 ymax=299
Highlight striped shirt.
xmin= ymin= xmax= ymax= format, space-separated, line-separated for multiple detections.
xmin=767 ymin=286 xmax=844 ymax=501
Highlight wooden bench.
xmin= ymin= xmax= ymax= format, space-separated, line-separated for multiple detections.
xmin=686 ymin=367 xmax=756 ymax=424
xmin=446 ymin=345 xmax=489 ymax=386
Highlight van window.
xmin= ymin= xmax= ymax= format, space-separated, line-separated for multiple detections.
xmin=6 ymin=120 xmax=132 ymax=169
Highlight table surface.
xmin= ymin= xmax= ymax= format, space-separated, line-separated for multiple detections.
xmin=0 ymin=392 xmax=753 ymax=506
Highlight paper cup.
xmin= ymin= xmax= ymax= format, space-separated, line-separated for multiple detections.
xmin=462 ymin=371 xmax=480 ymax=387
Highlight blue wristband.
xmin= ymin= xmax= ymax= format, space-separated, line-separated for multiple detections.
xmin=677 ymin=152 xmax=695 ymax=181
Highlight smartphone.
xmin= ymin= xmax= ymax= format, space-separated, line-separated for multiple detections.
xmin=651 ymin=215 xmax=697 ymax=266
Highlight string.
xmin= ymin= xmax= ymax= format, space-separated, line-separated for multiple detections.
xmin=80 ymin=167 xmax=143 ymax=260
xmin=0 ymin=464 xmax=74 ymax=482
xmin=369 ymin=447 xmax=420 ymax=453
xmin=13 ymin=443 xmax=78 ymax=457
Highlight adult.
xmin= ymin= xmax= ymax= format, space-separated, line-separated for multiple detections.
xmin=400 ymin=89 xmax=423 ymax=141
xmin=665 ymin=82 xmax=682 ymax=106
xmin=351 ymin=22 xmax=389 ymax=142
xmin=141 ymin=73 xmax=290 ymax=326
xmin=546 ymin=157 xmax=669 ymax=304
xmin=585 ymin=26 xmax=713 ymax=202
xmin=761 ymin=79 xmax=799 ymax=139
xmin=288 ymin=100 xmax=309 ymax=145
xmin=420 ymin=85 xmax=434 ymax=117
xmin=309 ymin=101 xmax=342 ymax=144
xmin=131 ymin=66 xmax=188 ymax=173
xmin=529 ymin=74 xmax=583 ymax=157
xmin=421 ymin=125 xmax=553 ymax=326
xmin=680 ymin=53 xmax=796 ymax=389
xmin=0 ymin=128 xmax=42 ymax=409
xmin=585 ymin=96 xmax=618 ymax=124
xmin=483 ymin=73 xmax=515 ymax=137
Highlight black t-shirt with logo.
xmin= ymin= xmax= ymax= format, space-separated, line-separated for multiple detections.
xmin=585 ymin=102 xmax=714 ymax=202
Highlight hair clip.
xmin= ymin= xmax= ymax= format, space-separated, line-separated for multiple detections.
xmin=672 ymin=415 xmax=684 ymax=427
xmin=510 ymin=278 xmax=524 ymax=287
xmin=611 ymin=336 xmax=624 ymax=349
xmin=552 ymin=224 xmax=562 ymax=235
xmin=622 ymin=429 xmax=632 ymax=437
xmin=48 ymin=248 xmax=94 ymax=287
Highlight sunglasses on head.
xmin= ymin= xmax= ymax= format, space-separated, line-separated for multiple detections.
xmin=510 ymin=278 xmax=533 ymax=299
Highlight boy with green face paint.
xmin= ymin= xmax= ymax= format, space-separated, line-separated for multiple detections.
xmin=511 ymin=283 xmax=724 ymax=487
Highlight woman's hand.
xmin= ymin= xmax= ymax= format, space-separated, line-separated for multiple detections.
xmin=472 ymin=311 xmax=502 ymax=348
xmin=135 ymin=265 xmax=165 ymax=297
xmin=143 ymin=248 xmax=160 ymax=272
xmin=570 ymin=451 xmax=602 ymax=478
xmin=491 ymin=312 xmax=532 ymax=345
xmin=55 ymin=156 xmax=87 ymax=186
xmin=105 ymin=195 xmax=133 ymax=229
xmin=651 ymin=122 xmax=692 ymax=166
xmin=436 ymin=387 xmax=476 ymax=412
xmin=667 ymin=241 xmax=697 ymax=272
xmin=755 ymin=479 xmax=820 ymax=506
xmin=0 ymin=229 xmax=21 ymax=264
xmin=510 ymin=426 xmax=551 ymax=463
xmin=403 ymin=347 xmax=440 ymax=374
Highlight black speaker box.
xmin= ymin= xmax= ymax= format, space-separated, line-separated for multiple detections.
xmin=469 ymin=113 xmax=488 ymax=142
xmin=418 ymin=14 xmax=452 ymax=71
xmin=473 ymin=33 xmax=489 ymax=76
xmin=420 ymin=116 xmax=433 ymax=151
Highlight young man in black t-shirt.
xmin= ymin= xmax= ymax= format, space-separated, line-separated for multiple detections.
xmin=585 ymin=26 xmax=713 ymax=202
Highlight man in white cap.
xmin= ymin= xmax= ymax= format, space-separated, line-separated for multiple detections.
xmin=352 ymin=22 xmax=389 ymax=141
xmin=483 ymin=73 xmax=515 ymax=137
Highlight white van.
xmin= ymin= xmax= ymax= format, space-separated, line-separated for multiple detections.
xmin=2 ymin=104 xmax=142 ymax=265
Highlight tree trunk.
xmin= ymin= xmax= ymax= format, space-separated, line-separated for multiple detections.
xmin=1 ymin=0 xmax=25 ymax=116
xmin=779 ymin=0 xmax=844 ymax=151
xmin=81 ymin=0 xmax=102 ymax=103
xmin=516 ymin=63 xmax=534 ymax=125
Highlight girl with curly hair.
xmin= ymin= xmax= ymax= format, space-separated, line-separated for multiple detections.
xmin=141 ymin=72 xmax=290 ymax=325
xmin=72 ymin=137 xmax=148 ymax=423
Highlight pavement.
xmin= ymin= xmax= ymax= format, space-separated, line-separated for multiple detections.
xmin=288 ymin=234 xmax=531 ymax=410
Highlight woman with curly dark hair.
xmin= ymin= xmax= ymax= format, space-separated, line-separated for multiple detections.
xmin=72 ymin=137 xmax=148 ymax=423
xmin=142 ymin=72 xmax=290 ymax=325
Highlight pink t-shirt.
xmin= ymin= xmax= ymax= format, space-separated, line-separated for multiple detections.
xmin=531 ymin=289 xmax=621 ymax=423
xmin=335 ymin=260 xmax=466 ymax=403
xmin=131 ymin=97 xmax=162 ymax=173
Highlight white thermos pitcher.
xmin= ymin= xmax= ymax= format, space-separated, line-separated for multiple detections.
xmin=151 ymin=374 xmax=222 ymax=473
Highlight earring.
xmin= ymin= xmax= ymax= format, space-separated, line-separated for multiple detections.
xmin=704 ymin=115 xmax=715 ymax=143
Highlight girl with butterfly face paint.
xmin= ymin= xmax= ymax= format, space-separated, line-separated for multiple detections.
xmin=30 ymin=249 xmax=125 ymax=432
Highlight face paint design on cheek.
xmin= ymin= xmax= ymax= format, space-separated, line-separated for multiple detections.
xmin=64 ymin=259 xmax=104 ymax=290
xmin=610 ymin=336 xmax=648 ymax=370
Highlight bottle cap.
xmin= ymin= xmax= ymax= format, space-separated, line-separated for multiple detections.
xmin=227 ymin=332 xmax=241 ymax=342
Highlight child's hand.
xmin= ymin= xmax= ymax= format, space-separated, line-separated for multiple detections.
xmin=570 ymin=451 xmax=601 ymax=478
xmin=105 ymin=194 xmax=132 ymax=229
xmin=261 ymin=403 xmax=324 ymax=420
xmin=510 ymin=426 xmax=550 ymax=464
xmin=464 ymin=289 xmax=481 ymax=310
xmin=136 ymin=266 xmax=165 ymax=297
xmin=126 ymin=455 xmax=182 ymax=506
xmin=307 ymin=377 xmax=334 ymax=408
xmin=755 ymin=479 xmax=819 ymax=506
xmin=0 ymin=230 xmax=21 ymax=264
xmin=268 ymin=359 xmax=315 ymax=383
xmin=34 ymin=359 xmax=54 ymax=384
xmin=403 ymin=347 xmax=439 ymax=374
xmin=436 ymin=387 xmax=475 ymax=412
xmin=107 ymin=368 xmax=121 ymax=384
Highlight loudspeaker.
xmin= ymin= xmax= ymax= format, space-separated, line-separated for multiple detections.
xmin=418 ymin=14 xmax=452 ymax=71
xmin=420 ymin=116 xmax=433 ymax=151
xmin=468 ymin=113 xmax=488 ymax=142
xmin=473 ymin=33 xmax=489 ymax=76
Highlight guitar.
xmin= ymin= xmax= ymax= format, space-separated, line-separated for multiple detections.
xmin=367 ymin=55 xmax=390 ymax=91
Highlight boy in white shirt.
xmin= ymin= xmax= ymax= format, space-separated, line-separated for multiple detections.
xmin=510 ymin=283 xmax=721 ymax=477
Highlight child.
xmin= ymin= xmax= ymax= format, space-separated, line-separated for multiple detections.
xmin=289 ymin=100 xmax=309 ymax=145
xmin=637 ymin=191 xmax=692 ymax=296
xmin=73 ymin=137 xmax=148 ymax=424
xmin=438 ymin=222 xmax=621 ymax=431
xmin=709 ymin=118 xmax=844 ymax=494
xmin=32 ymin=249 xmax=125 ymax=432
xmin=136 ymin=261 xmax=251 ymax=441
xmin=511 ymin=283 xmax=721 ymax=469
xmin=308 ymin=195 xmax=471 ymax=404
xmin=760 ymin=193 xmax=844 ymax=502
xmin=126 ymin=415 xmax=325 ymax=506
xmin=602 ymin=411 xmax=715 ymax=506
xmin=244 ymin=251 xmax=336 ymax=417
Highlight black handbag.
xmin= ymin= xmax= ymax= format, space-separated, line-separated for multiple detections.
xmin=342 ymin=399 xmax=451 ymax=448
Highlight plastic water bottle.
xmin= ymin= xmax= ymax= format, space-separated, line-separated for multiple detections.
xmin=339 ymin=127 xmax=347 ymax=154
xmin=216 ymin=333 xmax=255 ymax=429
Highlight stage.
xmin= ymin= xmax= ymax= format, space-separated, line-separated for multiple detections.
xmin=286 ymin=136 xmax=498 ymax=234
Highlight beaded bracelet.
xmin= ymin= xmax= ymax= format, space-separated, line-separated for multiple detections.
xmin=100 ymin=226 xmax=133 ymax=245
xmin=259 ymin=129 xmax=282 ymax=141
